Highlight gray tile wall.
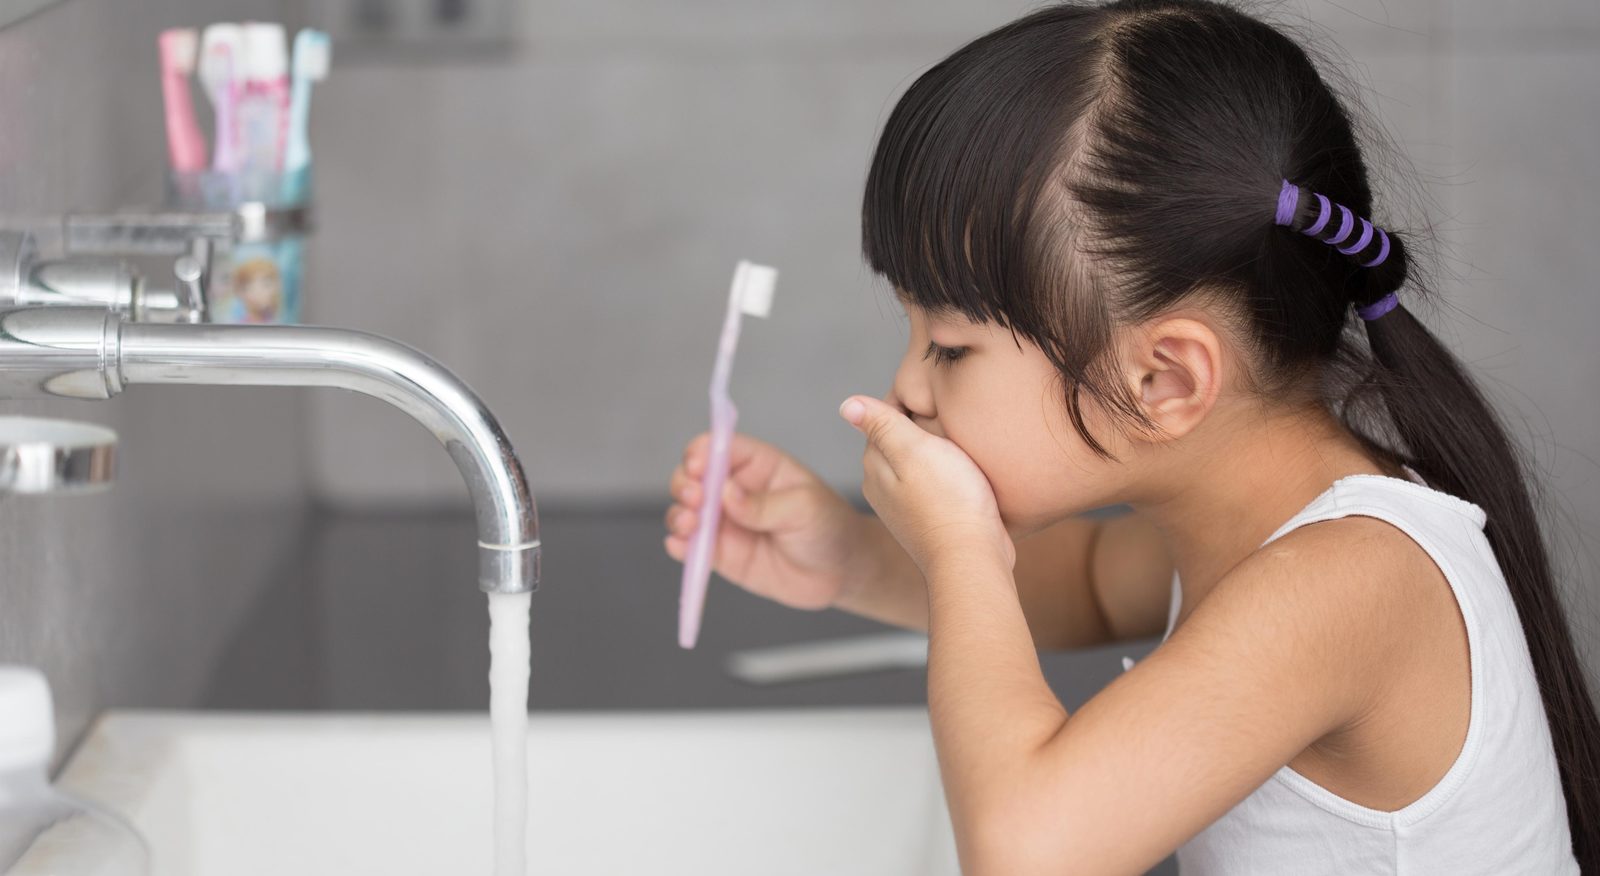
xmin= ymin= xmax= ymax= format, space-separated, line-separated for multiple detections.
xmin=0 ymin=0 xmax=307 ymax=761
xmin=303 ymin=0 xmax=1600 ymax=674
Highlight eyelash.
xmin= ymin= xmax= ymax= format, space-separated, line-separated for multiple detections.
xmin=924 ymin=342 xmax=968 ymax=367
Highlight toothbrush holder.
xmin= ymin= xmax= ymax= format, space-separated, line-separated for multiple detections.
xmin=166 ymin=165 xmax=312 ymax=324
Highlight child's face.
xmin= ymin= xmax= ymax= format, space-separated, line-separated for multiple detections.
xmin=888 ymin=301 xmax=1124 ymax=537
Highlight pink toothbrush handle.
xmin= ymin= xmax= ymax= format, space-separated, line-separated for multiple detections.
xmin=161 ymin=70 xmax=206 ymax=173
xmin=212 ymin=82 xmax=242 ymax=173
xmin=679 ymin=397 xmax=736 ymax=649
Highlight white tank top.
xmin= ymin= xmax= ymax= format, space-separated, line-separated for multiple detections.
xmin=1122 ymin=468 xmax=1579 ymax=874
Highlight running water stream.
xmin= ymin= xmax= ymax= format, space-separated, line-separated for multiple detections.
xmin=488 ymin=590 xmax=532 ymax=875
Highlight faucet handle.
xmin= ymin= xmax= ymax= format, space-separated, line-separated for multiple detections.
xmin=169 ymin=237 xmax=211 ymax=324
xmin=0 ymin=230 xmax=211 ymax=324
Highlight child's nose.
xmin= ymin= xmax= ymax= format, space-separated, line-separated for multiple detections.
xmin=889 ymin=370 xmax=934 ymax=422
xmin=882 ymin=387 xmax=919 ymax=419
xmin=886 ymin=388 xmax=939 ymax=435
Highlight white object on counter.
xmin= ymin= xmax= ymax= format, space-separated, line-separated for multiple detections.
xmin=0 ymin=666 xmax=149 ymax=876
xmin=724 ymin=632 xmax=930 ymax=685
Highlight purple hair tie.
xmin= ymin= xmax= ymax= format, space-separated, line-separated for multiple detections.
xmin=1327 ymin=204 xmax=1356 ymax=246
xmin=1362 ymin=228 xmax=1392 ymax=268
xmin=1339 ymin=217 xmax=1375 ymax=255
xmin=1304 ymin=193 xmax=1333 ymax=236
xmin=1274 ymin=179 xmax=1299 ymax=227
xmin=1355 ymin=291 xmax=1399 ymax=321
xmin=1279 ymin=181 xmax=1395 ymax=278
xmin=1276 ymin=182 xmax=1399 ymax=316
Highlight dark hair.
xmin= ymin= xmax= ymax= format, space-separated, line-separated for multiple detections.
xmin=861 ymin=0 xmax=1600 ymax=865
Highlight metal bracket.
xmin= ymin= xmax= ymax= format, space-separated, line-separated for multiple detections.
xmin=0 ymin=204 xmax=312 ymax=324
xmin=62 ymin=204 xmax=312 ymax=255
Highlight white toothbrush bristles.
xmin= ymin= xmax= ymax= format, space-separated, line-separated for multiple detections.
xmin=737 ymin=261 xmax=778 ymax=318
xmin=161 ymin=28 xmax=198 ymax=72
xmin=199 ymin=23 xmax=241 ymax=97
xmin=293 ymin=28 xmax=331 ymax=81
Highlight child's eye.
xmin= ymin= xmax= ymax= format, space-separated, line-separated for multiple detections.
xmin=924 ymin=342 xmax=969 ymax=367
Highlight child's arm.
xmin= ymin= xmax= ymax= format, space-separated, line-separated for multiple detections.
xmin=925 ymin=517 xmax=1426 ymax=875
xmin=827 ymin=511 xmax=934 ymax=630
xmin=834 ymin=512 xmax=1173 ymax=651
xmin=833 ymin=393 xmax=1426 ymax=873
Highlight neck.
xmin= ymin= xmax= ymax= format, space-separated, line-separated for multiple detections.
xmin=1128 ymin=403 xmax=1394 ymax=627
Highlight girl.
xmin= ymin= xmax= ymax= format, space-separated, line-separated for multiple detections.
xmin=664 ymin=1 xmax=1597 ymax=872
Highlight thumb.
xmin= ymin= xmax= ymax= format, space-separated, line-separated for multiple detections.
xmin=721 ymin=480 xmax=809 ymax=532
xmin=839 ymin=395 xmax=913 ymax=463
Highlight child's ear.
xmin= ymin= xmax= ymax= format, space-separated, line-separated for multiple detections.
xmin=1126 ymin=317 xmax=1223 ymax=442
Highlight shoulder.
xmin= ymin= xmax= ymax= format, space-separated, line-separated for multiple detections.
xmin=1021 ymin=514 xmax=1448 ymax=854
xmin=1174 ymin=515 xmax=1443 ymax=726
xmin=1248 ymin=513 xmax=1448 ymax=631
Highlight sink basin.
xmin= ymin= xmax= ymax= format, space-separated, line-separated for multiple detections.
xmin=57 ymin=707 xmax=960 ymax=875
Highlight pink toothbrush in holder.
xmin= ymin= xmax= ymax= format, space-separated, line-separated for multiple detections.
xmin=679 ymin=260 xmax=778 ymax=649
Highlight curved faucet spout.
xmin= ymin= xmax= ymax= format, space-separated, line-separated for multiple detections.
xmin=0 ymin=305 xmax=540 ymax=593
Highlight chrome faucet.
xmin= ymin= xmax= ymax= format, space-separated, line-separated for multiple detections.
xmin=0 ymin=230 xmax=539 ymax=594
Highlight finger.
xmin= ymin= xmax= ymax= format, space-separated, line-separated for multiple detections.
xmin=862 ymin=442 xmax=896 ymax=484
xmin=677 ymin=506 xmax=699 ymax=537
xmin=665 ymin=518 xmax=756 ymax=581
xmin=719 ymin=481 xmax=807 ymax=533
xmin=839 ymin=395 xmax=915 ymax=468
xmin=664 ymin=504 xmax=698 ymax=537
xmin=684 ymin=432 xmax=712 ymax=475
xmin=664 ymin=534 xmax=686 ymax=561
xmin=686 ymin=431 xmax=775 ymax=483
xmin=670 ymin=466 xmax=702 ymax=507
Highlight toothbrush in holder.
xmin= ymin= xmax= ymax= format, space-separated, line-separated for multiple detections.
xmin=199 ymin=24 xmax=245 ymax=178
xmin=158 ymin=29 xmax=207 ymax=185
xmin=239 ymin=22 xmax=290 ymax=176
xmin=679 ymin=260 xmax=778 ymax=649
xmin=283 ymin=28 xmax=330 ymax=203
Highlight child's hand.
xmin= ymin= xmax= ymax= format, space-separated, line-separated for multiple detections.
xmin=838 ymin=395 xmax=1015 ymax=577
xmin=665 ymin=431 xmax=871 ymax=610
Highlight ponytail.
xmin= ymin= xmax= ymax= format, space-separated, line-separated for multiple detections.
xmin=1284 ymin=176 xmax=1600 ymax=867
xmin=1359 ymin=304 xmax=1600 ymax=869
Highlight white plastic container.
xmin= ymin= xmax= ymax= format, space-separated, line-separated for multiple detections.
xmin=0 ymin=666 xmax=149 ymax=876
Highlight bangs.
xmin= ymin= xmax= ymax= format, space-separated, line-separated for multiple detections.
xmin=860 ymin=8 xmax=1107 ymax=332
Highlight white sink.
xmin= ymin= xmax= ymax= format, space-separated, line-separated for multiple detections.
xmin=58 ymin=707 xmax=961 ymax=875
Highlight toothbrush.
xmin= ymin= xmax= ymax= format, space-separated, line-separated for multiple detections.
xmin=199 ymin=24 xmax=245 ymax=175
xmin=282 ymin=28 xmax=330 ymax=202
xmin=679 ymin=260 xmax=778 ymax=650
xmin=239 ymin=22 xmax=290 ymax=175
xmin=158 ymin=29 xmax=206 ymax=174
